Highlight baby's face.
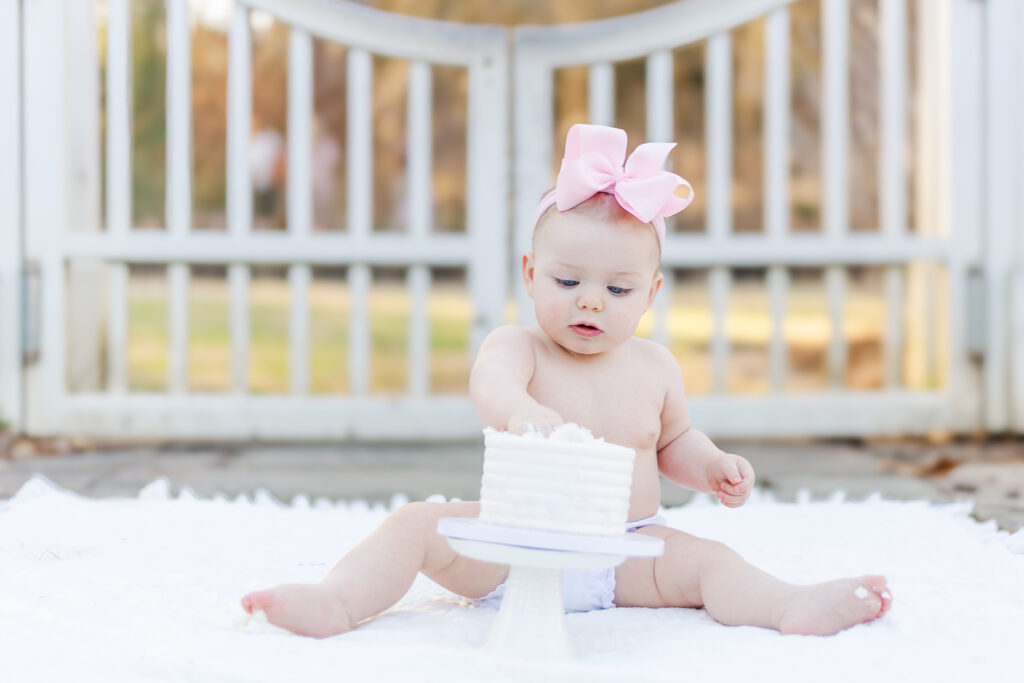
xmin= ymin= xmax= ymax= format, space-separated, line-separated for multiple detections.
xmin=524 ymin=210 xmax=662 ymax=357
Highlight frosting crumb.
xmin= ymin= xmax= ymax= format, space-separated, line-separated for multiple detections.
xmin=234 ymin=608 xmax=268 ymax=629
xmin=483 ymin=423 xmax=602 ymax=442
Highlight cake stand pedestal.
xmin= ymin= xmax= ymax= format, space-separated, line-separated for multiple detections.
xmin=438 ymin=518 xmax=664 ymax=661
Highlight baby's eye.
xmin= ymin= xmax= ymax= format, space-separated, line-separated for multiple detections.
xmin=607 ymin=286 xmax=631 ymax=295
xmin=555 ymin=279 xmax=579 ymax=288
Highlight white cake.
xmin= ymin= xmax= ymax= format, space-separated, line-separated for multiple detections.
xmin=478 ymin=423 xmax=635 ymax=536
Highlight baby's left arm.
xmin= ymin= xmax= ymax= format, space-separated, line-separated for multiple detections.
xmin=655 ymin=351 xmax=755 ymax=507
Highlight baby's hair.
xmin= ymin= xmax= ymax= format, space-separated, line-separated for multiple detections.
xmin=533 ymin=189 xmax=660 ymax=252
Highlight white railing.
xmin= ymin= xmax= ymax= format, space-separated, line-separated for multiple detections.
xmin=0 ymin=0 xmax=22 ymax=431
xmin=512 ymin=0 xmax=995 ymax=436
xmin=19 ymin=0 xmax=509 ymax=439
xmin=6 ymin=0 xmax=1024 ymax=439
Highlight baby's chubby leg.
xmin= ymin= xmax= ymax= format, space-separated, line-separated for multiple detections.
xmin=614 ymin=527 xmax=892 ymax=636
xmin=241 ymin=501 xmax=508 ymax=638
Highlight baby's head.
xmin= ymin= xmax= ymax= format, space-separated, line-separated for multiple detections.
xmin=523 ymin=124 xmax=694 ymax=356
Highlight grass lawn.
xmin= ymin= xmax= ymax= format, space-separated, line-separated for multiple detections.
xmin=120 ymin=268 xmax=912 ymax=396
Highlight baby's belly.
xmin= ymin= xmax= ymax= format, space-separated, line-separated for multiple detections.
xmin=628 ymin=451 xmax=662 ymax=521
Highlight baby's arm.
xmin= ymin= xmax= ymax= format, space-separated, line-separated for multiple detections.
xmin=655 ymin=351 xmax=754 ymax=507
xmin=469 ymin=326 xmax=563 ymax=433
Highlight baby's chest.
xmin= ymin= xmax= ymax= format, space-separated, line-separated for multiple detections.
xmin=529 ymin=365 xmax=663 ymax=450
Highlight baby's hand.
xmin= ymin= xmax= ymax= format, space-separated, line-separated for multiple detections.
xmin=707 ymin=452 xmax=755 ymax=508
xmin=507 ymin=406 xmax=564 ymax=436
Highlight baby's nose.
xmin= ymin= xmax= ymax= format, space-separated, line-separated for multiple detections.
xmin=576 ymin=288 xmax=604 ymax=311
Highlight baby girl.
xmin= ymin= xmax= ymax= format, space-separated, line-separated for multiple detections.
xmin=241 ymin=124 xmax=892 ymax=637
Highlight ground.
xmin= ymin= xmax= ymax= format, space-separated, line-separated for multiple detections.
xmin=1 ymin=434 xmax=1022 ymax=530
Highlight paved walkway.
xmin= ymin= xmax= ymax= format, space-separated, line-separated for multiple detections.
xmin=2 ymin=437 xmax=1022 ymax=530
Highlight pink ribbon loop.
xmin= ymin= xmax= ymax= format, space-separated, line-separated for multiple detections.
xmin=540 ymin=124 xmax=694 ymax=248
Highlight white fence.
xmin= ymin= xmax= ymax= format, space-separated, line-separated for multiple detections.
xmin=1 ymin=0 xmax=1022 ymax=440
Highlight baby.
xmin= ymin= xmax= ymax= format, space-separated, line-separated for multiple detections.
xmin=241 ymin=124 xmax=892 ymax=638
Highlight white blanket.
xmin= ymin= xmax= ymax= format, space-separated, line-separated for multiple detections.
xmin=2 ymin=477 xmax=1022 ymax=682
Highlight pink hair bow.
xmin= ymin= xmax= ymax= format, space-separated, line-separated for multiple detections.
xmin=534 ymin=124 xmax=694 ymax=248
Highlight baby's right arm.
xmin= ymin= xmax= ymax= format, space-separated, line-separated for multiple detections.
xmin=469 ymin=325 xmax=563 ymax=433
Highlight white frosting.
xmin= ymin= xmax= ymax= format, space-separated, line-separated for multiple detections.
xmin=478 ymin=424 xmax=635 ymax=536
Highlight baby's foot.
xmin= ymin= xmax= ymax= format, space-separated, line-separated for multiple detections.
xmin=777 ymin=575 xmax=892 ymax=636
xmin=241 ymin=583 xmax=354 ymax=639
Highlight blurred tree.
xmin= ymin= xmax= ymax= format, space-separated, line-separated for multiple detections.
xmin=130 ymin=0 xmax=166 ymax=227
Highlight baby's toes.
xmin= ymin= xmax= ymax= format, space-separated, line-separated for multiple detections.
xmin=855 ymin=575 xmax=891 ymax=618
xmin=241 ymin=589 xmax=275 ymax=614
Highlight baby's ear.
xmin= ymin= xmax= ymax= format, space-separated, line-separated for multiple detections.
xmin=646 ymin=271 xmax=664 ymax=307
xmin=521 ymin=253 xmax=537 ymax=297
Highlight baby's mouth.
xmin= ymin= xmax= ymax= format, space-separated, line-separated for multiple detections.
xmin=570 ymin=323 xmax=603 ymax=338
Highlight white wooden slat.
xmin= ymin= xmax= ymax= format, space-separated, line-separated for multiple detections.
xmin=1014 ymin=0 xmax=1024 ymax=433
xmin=287 ymin=27 xmax=313 ymax=238
xmin=880 ymin=0 xmax=907 ymax=391
xmin=879 ymin=0 xmax=907 ymax=239
xmin=60 ymin=231 xmax=951 ymax=267
xmin=60 ymin=394 xmax=483 ymax=440
xmin=63 ymin=1 xmax=103 ymax=394
xmin=65 ymin=0 xmax=100 ymax=236
xmin=686 ymin=391 xmax=967 ymax=437
xmin=588 ymin=62 xmax=615 ymax=126
xmin=764 ymin=5 xmax=789 ymax=240
xmin=822 ymin=0 xmax=849 ymax=239
xmin=884 ymin=266 xmax=904 ymax=388
xmin=0 ymin=0 xmax=23 ymax=427
xmin=512 ymin=55 xmax=551 ymax=327
xmin=706 ymin=32 xmax=732 ymax=240
xmin=167 ymin=263 xmax=189 ymax=393
xmin=166 ymin=0 xmax=191 ymax=236
xmin=646 ymin=50 xmax=673 ymax=143
xmin=646 ymin=49 xmax=673 ymax=304
xmin=768 ymin=265 xmax=788 ymax=391
xmin=825 ymin=265 xmax=847 ymax=388
xmin=468 ymin=44 xmax=510 ymax=349
xmin=407 ymin=61 xmax=433 ymax=238
xmin=408 ymin=265 xmax=430 ymax=396
xmin=289 ymin=264 xmax=311 ymax=395
xmin=246 ymin=0 xmax=506 ymax=66
xmin=515 ymin=0 xmax=808 ymax=67
xmin=652 ymin=268 xmax=673 ymax=347
xmin=931 ymin=0 xmax=983 ymax=424
xmin=822 ymin=0 xmax=850 ymax=391
xmin=106 ymin=0 xmax=131 ymax=235
xmin=1014 ymin=270 xmax=1024 ymax=432
xmin=22 ymin=0 xmax=70 ymax=433
xmin=709 ymin=267 xmax=731 ymax=392
xmin=227 ymin=5 xmax=252 ymax=238
xmin=53 ymin=390 xmax=962 ymax=440
xmin=983 ymin=0 xmax=1018 ymax=431
xmin=229 ymin=264 xmax=250 ymax=393
xmin=107 ymin=264 xmax=128 ymax=393
xmin=347 ymin=48 xmax=373 ymax=239
xmin=348 ymin=265 xmax=371 ymax=395
xmin=765 ymin=7 xmax=791 ymax=392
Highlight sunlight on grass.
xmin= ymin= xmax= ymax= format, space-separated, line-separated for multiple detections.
xmin=128 ymin=274 xmax=473 ymax=395
xmin=128 ymin=273 xmax=168 ymax=392
xmin=189 ymin=277 xmax=229 ymax=392
xmin=127 ymin=268 xmax=895 ymax=396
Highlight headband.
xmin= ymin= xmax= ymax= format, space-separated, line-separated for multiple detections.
xmin=532 ymin=124 xmax=694 ymax=249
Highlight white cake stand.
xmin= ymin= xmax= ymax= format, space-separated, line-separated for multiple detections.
xmin=437 ymin=517 xmax=665 ymax=661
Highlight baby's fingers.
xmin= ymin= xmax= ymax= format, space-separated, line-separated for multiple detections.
xmin=716 ymin=489 xmax=748 ymax=508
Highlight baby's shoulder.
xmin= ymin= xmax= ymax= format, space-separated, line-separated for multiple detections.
xmin=482 ymin=324 xmax=534 ymax=348
xmin=627 ymin=336 xmax=681 ymax=372
xmin=479 ymin=325 xmax=548 ymax=360
xmin=624 ymin=337 xmax=684 ymax=397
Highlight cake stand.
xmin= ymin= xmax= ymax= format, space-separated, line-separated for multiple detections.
xmin=438 ymin=517 xmax=665 ymax=660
